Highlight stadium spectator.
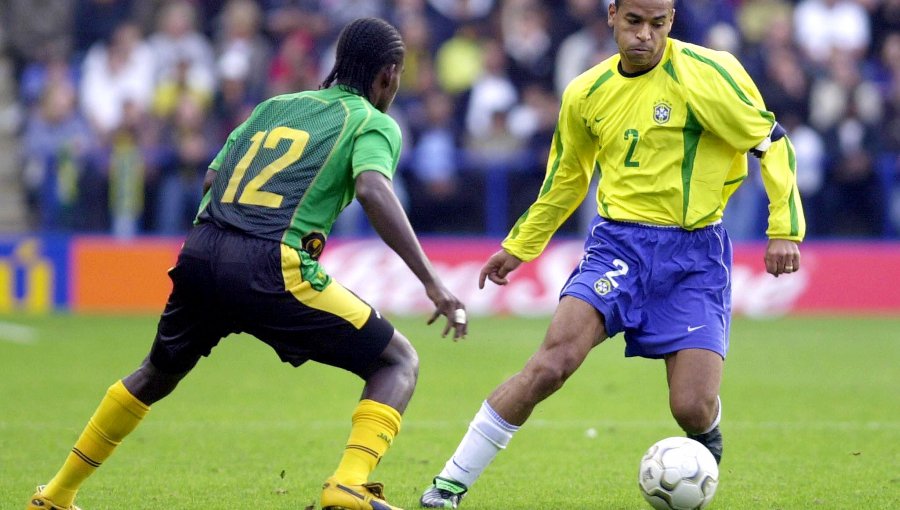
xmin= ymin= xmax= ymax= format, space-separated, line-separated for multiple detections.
xmin=79 ymin=22 xmax=154 ymax=138
xmin=433 ymin=23 xmax=484 ymax=95
xmin=407 ymin=89 xmax=468 ymax=232
xmin=869 ymin=0 xmax=900 ymax=58
xmin=153 ymin=93 xmax=216 ymax=235
xmin=20 ymin=81 xmax=92 ymax=230
xmin=736 ymin=0 xmax=793 ymax=49
xmin=147 ymin=0 xmax=216 ymax=102
xmin=819 ymin=114 xmax=884 ymax=236
xmin=212 ymin=50 xmax=257 ymax=142
xmin=267 ymin=24 xmax=322 ymax=97
xmin=875 ymin=33 xmax=900 ymax=152
xmin=500 ymin=1 xmax=555 ymax=89
xmin=793 ymin=0 xmax=871 ymax=67
xmin=666 ymin=0 xmax=736 ymax=47
xmin=17 ymin=40 xmax=79 ymax=110
xmin=394 ymin=13 xmax=438 ymax=102
xmin=703 ymin=21 xmax=741 ymax=55
xmin=3 ymin=0 xmax=74 ymax=86
xmin=808 ymin=50 xmax=882 ymax=135
xmin=214 ymin=0 xmax=274 ymax=103
xmin=737 ymin=2 xmax=796 ymax=80
xmin=261 ymin=0 xmax=331 ymax=44
xmin=72 ymin=0 xmax=138 ymax=57
xmin=425 ymin=0 xmax=496 ymax=46
xmin=554 ymin=13 xmax=618 ymax=97
xmin=757 ymin=47 xmax=812 ymax=127
xmin=319 ymin=0 xmax=388 ymax=28
xmin=464 ymin=39 xmax=518 ymax=139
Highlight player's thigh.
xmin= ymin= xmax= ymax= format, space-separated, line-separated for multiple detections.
xmin=664 ymin=349 xmax=723 ymax=403
xmin=373 ymin=329 xmax=417 ymax=368
xmin=149 ymin=232 xmax=234 ymax=374
xmin=247 ymin=268 xmax=395 ymax=377
xmin=530 ymin=296 xmax=608 ymax=370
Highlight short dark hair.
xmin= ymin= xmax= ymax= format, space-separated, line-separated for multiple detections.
xmin=613 ymin=0 xmax=676 ymax=6
xmin=320 ymin=17 xmax=405 ymax=99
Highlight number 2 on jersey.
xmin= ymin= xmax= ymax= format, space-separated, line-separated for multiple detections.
xmin=624 ymin=129 xmax=640 ymax=168
xmin=221 ymin=127 xmax=310 ymax=208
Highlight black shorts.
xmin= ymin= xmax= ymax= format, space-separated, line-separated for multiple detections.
xmin=149 ymin=223 xmax=395 ymax=376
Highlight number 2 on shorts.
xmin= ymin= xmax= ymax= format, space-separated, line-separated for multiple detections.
xmin=605 ymin=258 xmax=629 ymax=288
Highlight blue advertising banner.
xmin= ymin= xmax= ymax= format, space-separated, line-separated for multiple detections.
xmin=0 ymin=235 xmax=69 ymax=312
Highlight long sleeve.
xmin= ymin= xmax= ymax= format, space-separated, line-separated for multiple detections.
xmin=501 ymin=80 xmax=598 ymax=262
xmin=760 ymin=134 xmax=806 ymax=241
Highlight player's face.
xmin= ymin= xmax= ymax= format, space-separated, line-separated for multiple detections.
xmin=374 ymin=61 xmax=403 ymax=113
xmin=608 ymin=0 xmax=675 ymax=73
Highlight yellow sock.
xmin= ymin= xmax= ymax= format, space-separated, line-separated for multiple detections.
xmin=332 ymin=399 xmax=402 ymax=485
xmin=43 ymin=380 xmax=150 ymax=506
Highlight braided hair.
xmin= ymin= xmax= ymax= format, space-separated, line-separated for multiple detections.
xmin=320 ymin=18 xmax=405 ymax=100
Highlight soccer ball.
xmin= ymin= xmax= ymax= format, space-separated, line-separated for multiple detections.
xmin=637 ymin=437 xmax=719 ymax=510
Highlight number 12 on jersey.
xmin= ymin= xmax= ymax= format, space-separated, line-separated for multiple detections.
xmin=221 ymin=127 xmax=310 ymax=208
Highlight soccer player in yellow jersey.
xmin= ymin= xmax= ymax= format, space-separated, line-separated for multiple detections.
xmin=421 ymin=0 xmax=805 ymax=507
xmin=27 ymin=18 xmax=467 ymax=510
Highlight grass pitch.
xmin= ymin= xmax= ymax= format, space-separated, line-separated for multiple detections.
xmin=1 ymin=313 xmax=898 ymax=509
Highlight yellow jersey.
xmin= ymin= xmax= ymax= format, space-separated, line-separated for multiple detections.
xmin=503 ymin=38 xmax=805 ymax=262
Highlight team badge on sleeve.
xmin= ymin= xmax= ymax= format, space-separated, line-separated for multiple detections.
xmin=653 ymin=101 xmax=672 ymax=125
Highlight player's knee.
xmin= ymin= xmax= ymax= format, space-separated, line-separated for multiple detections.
xmin=526 ymin=353 xmax=578 ymax=397
xmin=671 ymin=395 xmax=717 ymax=433
xmin=123 ymin=360 xmax=186 ymax=405
xmin=391 ymin=333 xmax=419 ymax=382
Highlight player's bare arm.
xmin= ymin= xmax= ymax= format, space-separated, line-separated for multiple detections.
xmin=478 ymin=249 xmax=524 ymax=288
xmin=355 ymin=170 xmax=467 ymax=339
xmin=764 ymin=238 xmax=801 ymax=277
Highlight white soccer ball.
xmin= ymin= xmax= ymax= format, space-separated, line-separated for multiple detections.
xmin=638 ymin=437 xmax=719 ymax=510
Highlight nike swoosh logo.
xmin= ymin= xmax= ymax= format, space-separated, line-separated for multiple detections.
xmin=687 ymin=325 xmax=706 ymax=332
xmin=594 ymin=116 xmax=604 ymax=123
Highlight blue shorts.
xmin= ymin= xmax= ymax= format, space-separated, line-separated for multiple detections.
xmin=560 ymin=217 xmax=732 ymax=359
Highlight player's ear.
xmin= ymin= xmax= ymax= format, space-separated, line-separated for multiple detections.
xmin=383 ymin=63 xmax=398 ymax=85
xmin=373 ymin=64 xmax=390 ymax=92
xmin=608 ymin=2 xmax=616 ymax=27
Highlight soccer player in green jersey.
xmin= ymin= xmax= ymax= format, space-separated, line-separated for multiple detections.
xmin=420 ymin=0 xmax=805 ymax=507
xmin=28 ymin=18 xmax=466 ymax=510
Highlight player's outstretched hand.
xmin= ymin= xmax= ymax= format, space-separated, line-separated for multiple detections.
xmin=479 ymin=249 xmax=523 ymax=289
xmin=425 ymin=282 xmax=467 ymax=340
xmin=764 ymin=239 xmax=801 ymax=277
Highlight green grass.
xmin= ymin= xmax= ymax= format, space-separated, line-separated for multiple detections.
xmin=1 ymin=313 xmax=898 ymax=509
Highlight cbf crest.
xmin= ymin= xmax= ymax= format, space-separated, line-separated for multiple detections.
xmin=594 ymin=277 xmax=613 ymax=296
xmin=653 ymin=100 xmax=672 ymax=125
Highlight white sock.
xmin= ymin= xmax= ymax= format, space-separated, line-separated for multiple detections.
xmin=438 ymin=401 xmax=519 ymax=488
xmin=702 ymin=396 xmax=722 ymax=434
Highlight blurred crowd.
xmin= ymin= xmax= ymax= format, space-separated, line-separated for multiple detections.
xmin=2 ymin=0 xmax=899 ymax=239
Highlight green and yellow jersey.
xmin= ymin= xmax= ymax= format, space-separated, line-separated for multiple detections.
xmin=196 ymin=86 xmax=401 ymax=256
xmin=503 ymin=38 xmax=805 ymax=262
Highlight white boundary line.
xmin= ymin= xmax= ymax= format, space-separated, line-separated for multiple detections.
xmin=0 ymin=321 xmax=37 ymax=344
